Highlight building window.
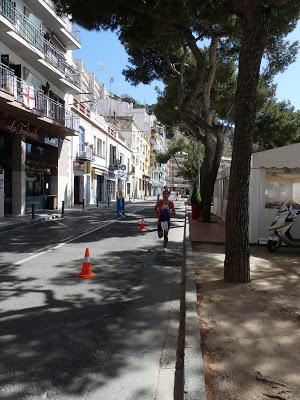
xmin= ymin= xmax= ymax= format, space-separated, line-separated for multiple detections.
xmin=97 ymin=139 xmax=102 ymax=156
xmin=26 ymin=142 xmax=44 ymax=162
xmin=109 ymin=144 xmax=116 ymax=165
xmin=93 ymin=136 xmax=97 ymax=153
xmin=23 ymin=67 xmax=42 ymax=89
xmin=79 ymin=126 xmax=85 ymax=152
xmin=102 ymin=141 xmax=106 ymax=158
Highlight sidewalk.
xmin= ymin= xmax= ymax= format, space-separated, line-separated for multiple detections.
xmin=189 ymin=209 xmax=225 ymax=243
xmin=0 ymin=203 xmax=110 ymax=232
xmin=185 ymin=208 xmax=300 ymax=400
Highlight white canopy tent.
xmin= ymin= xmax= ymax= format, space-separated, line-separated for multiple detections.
xmin=213 ymin=143 xmax=300 ymax=243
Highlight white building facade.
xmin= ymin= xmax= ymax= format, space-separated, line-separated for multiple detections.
xmin=0 ymin=0 xmax=81 ymax=215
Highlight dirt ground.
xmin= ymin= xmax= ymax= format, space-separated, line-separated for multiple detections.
xmin=193 ymin=244 xmax=300 ymax=400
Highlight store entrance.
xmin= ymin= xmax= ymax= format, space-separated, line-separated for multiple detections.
xmin=25 ymin=141 xmax=58 ymax=211
xmin=0 ymin=132 xmax=12 ymax=215
xmin=97 ymin=175 xmax=104 ymax=201
xmin=74 ymin=176 xmax=81 ymax=204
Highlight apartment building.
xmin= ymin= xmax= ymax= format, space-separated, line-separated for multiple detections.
xmin=0 ymin=0 xmax=81 ymax=215
xmin=70 ymin=60 xmax=133 ymax=204
xmin=107 ymin=115 xmax=152 ymax=199
xmin=97 ymin=96 xmax=168 ymax=197
xmin=149 ymin=125 xmax=167 ymax=195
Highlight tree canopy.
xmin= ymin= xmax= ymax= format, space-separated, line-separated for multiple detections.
xmin=253 ymin=100 xmax=300 ymax=150
xmin=54 ymin=0 xmax=300 ymax=282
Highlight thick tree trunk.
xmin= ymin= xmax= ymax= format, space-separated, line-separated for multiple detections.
xmin=201 ymin=131 xmax=224 ymax=222
xmin=224 ymin=5 xmax=266 ymax=283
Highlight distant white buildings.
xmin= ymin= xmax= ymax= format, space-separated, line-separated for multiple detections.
xmin=166 ymin=151 xmax=190 ymax=195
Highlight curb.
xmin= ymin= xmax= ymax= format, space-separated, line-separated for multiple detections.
xmin=184 ymin=209 xmax=206 ymax=399
xmin=0 ymin=214 xmax=62 ymax=232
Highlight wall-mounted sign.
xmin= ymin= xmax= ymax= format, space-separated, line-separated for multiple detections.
xmin=120 ymin=164 xmax=126 ymax=171
xmin=0 ymin=112 xmax=44 ymax=142
xmin=45 ymin=136 xmax=59 ymax=147
xmin=73 ymin=161 xmax=84 ymax=171
xmin=7 ymin=120 xmax=39 ymax=140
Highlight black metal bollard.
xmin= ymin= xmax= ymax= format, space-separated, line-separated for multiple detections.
xmin=31 ymin=203 xmax=35 ymax=219
xmin=61 ymin=200 xmax=64 ymax=216
xmin=96 ymin=198 xmax=99 ymax=207
xmin=82 ymin=198 xmax=85 ymax=211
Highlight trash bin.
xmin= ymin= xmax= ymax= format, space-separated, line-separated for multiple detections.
xmin=48 ymin=195 xmax=58 ymax=210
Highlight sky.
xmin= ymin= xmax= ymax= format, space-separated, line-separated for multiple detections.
xmin=76 ymin=22 xmax=300 ymax=110
xmin=76 ymin=29 xmax=163 ymax=105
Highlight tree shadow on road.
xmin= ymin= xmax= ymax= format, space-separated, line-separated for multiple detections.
xmin=0 ymin=237 xmax=184 ymax=399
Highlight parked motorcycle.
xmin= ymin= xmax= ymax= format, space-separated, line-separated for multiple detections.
xmin=267 ymin=200 xmax=300 ymax=252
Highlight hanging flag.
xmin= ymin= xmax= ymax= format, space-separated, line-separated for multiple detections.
xmin=23 ymin=84 xmax=35 ymax=109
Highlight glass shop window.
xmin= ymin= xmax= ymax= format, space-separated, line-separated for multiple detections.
xmin=26 ymin=143 xmax=44 ymax=162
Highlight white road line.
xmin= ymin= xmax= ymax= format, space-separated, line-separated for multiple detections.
xmin=13 ymin=207 xmax=147 ymax=266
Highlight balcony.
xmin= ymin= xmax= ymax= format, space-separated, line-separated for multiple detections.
xmin=0 ymin=62 xmax=79 ymax=133
xmin=22 ymin=0 xmax=81 ymax=49
xmin=76 ymin=145 xmax=95 ymax=161
xmin=108 ymin=159 xmax=120 ymax=170
xmin=0 ymin=0 xmax=81 ymax=92
xmin=128 ymin=166 xmax=135 ymax=175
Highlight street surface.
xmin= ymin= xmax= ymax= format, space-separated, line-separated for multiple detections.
xmin=0 ymin=201 xmax=185 ymax=400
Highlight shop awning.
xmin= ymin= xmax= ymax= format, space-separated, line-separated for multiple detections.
xmin=93 ymin=167 xmax=108 ymax=176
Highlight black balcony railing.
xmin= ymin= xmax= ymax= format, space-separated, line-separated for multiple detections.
xmin=0 ymin=0 xmax=81 ymax=87
xmin=0 ymin=62 xmax=14 ymax=95
xmin=108 ymin=159 xmax=120 ymax=170
xmin=76 ymin=145 xmax=95 ymax=161
xmin=42 ymin=0 xmax=81 ymax=43
xmin=0 ymin=63 xmax=79 ymax=132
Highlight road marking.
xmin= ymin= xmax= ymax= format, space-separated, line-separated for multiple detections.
xmin=13 ymin=207 xmax=147 ymax=266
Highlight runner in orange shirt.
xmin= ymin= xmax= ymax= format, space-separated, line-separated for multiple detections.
xmin=155 ymin=189 xmax=175 ymax=249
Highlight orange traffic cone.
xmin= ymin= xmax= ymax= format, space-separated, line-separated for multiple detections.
xmin=139 ymin=217 xmax=148 ymax=232
xmin=78 ymin=248 xmax=96 ymax=279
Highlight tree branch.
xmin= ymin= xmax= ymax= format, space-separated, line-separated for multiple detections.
xmin=203 ymin=36 xmax=219 ymax=124
xmin=172 ymin=154 xmax=180 ymax=168
xmin=164 ymin=54 xmax=181 ymax=77
xmin=183 ymin=28 xmax=206 ymax=103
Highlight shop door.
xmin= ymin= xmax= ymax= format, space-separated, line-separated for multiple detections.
xmin=97 ymin=175 xmax=104 ymax=201
xmin=74 ymin=176 xmax=80 ymax=204
xmin=0 ymin=133 xmax=12 ymax=215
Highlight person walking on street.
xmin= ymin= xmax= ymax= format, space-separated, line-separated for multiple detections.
xmin=155 ymin=189 xmax=175 ymax=250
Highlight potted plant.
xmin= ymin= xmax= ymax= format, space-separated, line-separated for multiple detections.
xmin=190 ymin=184 xmax=203 ymax=220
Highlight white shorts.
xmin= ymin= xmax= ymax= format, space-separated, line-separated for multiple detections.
xmin=160 ymin=221 xmax=169 ymax=231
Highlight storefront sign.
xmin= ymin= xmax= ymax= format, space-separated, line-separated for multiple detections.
xmin=0 ymin=112 xmax=44 ymax=142
xmin=7 ymin=120 xmax=39 ymax=140
xmin=108 ymin=171 xmax=116 ymax=179
xmin=45 ymin=136 xmax=59 ymax=147
xmin=73 ymin=161 xmax=84 ymax=171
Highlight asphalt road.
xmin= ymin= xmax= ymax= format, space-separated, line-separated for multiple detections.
xmin=0 ymin=201 xmax=186 ymax=400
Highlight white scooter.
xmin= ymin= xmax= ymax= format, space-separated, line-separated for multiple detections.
xmin=267 ymin=200 xmax=300 ymax=252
